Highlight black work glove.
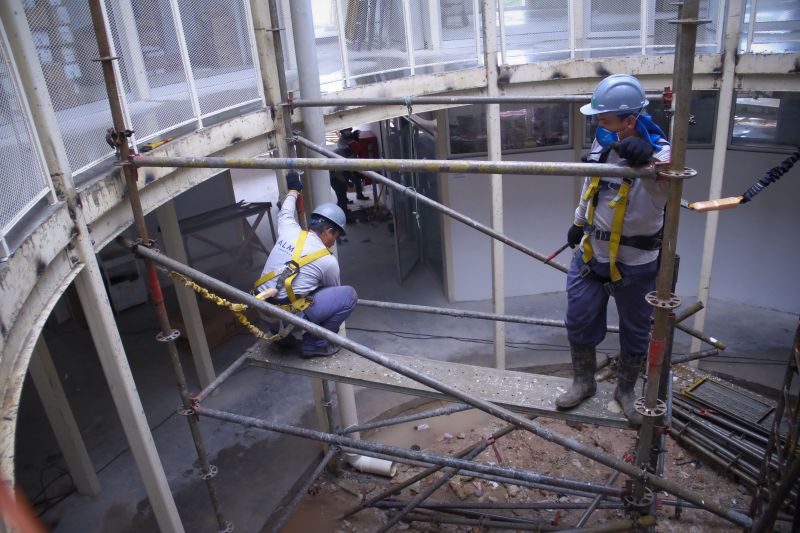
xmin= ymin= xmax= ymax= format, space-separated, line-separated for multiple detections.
xmin=286 ymin=171 xmax=303 ymax=192
xmin=567 ymin=223 xmax=584 ymax=249
xmin=612 ymin=137 xmax=654 ymax=166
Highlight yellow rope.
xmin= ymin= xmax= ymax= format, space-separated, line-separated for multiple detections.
xmin=169 ymin=271 xmax=279 ymax=341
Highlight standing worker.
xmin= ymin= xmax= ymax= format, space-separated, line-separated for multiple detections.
xmin=254 ymin=172 xmax=357 ymax=358
xmin=556 ymin=75 xmax=671 ymax=425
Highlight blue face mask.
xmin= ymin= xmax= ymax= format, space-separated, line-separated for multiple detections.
xmin=596 ymin=126 xmax=619 ymax=148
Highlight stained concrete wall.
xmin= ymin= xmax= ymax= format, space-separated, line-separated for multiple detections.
xmin=443 ymin=148 xmax=800 ymax=313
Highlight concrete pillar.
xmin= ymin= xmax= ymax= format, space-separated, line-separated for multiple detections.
xmin=288 ymin=0 xmax=360 ymax=435
xmin=690 ymin=0 xmax=746 ymax=358
xmin=156 ymin=200 xmax=216 ymax=387
xmin=0 ymin=3 xmax=184 ymax=530
xmin=29 ymin=337 xmax=101 ymax=496
xmin=483 ymin=0 xmax=506 ymax=370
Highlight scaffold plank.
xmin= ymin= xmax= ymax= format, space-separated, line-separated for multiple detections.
xmin=246 ymin=341 xmax=630 ymax=429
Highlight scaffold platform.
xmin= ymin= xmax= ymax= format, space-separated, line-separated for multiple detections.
xmin=246 ymin=341 xmax=630 ymax=429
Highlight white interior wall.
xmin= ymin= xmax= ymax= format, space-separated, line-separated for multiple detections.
xmin=444 ymin=147 xmax=800 ymax=313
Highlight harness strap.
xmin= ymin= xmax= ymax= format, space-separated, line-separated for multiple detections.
xmin=253 ymin=230 xmax=331 ymax=311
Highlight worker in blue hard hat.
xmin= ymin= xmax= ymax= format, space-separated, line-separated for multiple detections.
xmin=253 ymin=171 xmax=356 ymax=358
xmin=556 ymin=74 xmax=671 ymax=426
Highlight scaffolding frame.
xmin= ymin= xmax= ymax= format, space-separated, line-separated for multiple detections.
xmin=87 ymin=0 xmax=799 ymax=530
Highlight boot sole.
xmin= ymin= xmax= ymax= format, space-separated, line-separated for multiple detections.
xmin=555 ymin=388 xmax=597 ymax=410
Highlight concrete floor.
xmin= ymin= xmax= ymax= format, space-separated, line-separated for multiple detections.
xmin=14 ymin=176 xmax=798 ymax=532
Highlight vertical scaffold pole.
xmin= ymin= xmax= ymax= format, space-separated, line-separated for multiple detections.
xmin=87 ymin=1 xmax=230 ymax=530
xmin=634 ymin=0 xmax=700 ymax=495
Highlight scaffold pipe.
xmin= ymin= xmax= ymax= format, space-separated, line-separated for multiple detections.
xmin=131 ymin=154 xmax=658 ymax=180
xmin=287 ymin=94 xmax=664 ymax=108
xmin=122 ymin=238 xmax=752 ymax=529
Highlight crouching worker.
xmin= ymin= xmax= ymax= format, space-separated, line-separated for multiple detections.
xmin=557 ymin=74 xmax=671 ymax=425
xmin=254 ymin=171 xmax=357 ymax=358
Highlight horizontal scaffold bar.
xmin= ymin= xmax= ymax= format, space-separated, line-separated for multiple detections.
xmin=131 ymin=155 xmax=659 ymax=179
xmin=287 ymin=94 xmax=664 ymax=108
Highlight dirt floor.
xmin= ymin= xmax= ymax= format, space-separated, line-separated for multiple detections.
xmin=278 ymin=366 xmax=787 ymax=532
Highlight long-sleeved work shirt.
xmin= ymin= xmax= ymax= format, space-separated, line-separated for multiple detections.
xmin=257 ymin=192 xmax=340 ymax=298
xmin=574 ymin=138 xmax=672 ymax=266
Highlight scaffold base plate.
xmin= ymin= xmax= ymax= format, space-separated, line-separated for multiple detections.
xmin=246 ymin=341 xmax=631 ymax=429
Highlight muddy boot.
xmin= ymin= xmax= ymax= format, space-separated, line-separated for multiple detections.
xmin=556 ymin=344 xmax=597 ymax=409
xmin=614 ymin=352 xmax=644 ymax=426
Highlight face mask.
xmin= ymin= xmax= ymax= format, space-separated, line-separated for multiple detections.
xmin=596 ymin=126 xmax=619 ymax=148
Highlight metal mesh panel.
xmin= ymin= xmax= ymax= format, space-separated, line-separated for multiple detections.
xmin=583 ymin=0 xmax=641 ymax=57
xmin=651 ymin=0 xmax=679 ymax=55
xmin=0 ymin=34 xmax=49 ymax=234
xmin=431 ymin=0 xmax=480 ymax=71
xmin=502 ymin=0 xmax=570 ymax=63
xmin=743 ymin=0 xmax=800 ymax=53
xmin=24 ymin=0 xmax=117 ymax=172
xmin=318 ymin=0 xmax=346 ymax=92
xmin=343 ymin=0 xmax=410 ymax=80
xmin=104 ymin=0 xmax=194 ymax=141
xmin=176 ymin=0 xmax=259 ymax=116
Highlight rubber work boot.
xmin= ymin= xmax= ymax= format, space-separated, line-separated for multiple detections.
xmin=614 ymin=352 xmax=644 ymax=426
xmin=556 ymin=344 xmax=597 ymax=409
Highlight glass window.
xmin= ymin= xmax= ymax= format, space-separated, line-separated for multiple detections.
xmin=448 ymin=103 xmax=570 ymax=156
xmin=583 ymin=91 xmax=717 ymax=146
xmin=731 ymin=92 xmax=800 ymax=148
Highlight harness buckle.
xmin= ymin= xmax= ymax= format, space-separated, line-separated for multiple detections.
xmin=579 ymin=264 xmax=593 ymax=279
xmin=603 ymin=281 xmax=616 ymax=296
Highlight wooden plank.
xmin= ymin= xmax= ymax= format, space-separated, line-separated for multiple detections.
xmin=246 ymin=341 xmax=630 ymax=428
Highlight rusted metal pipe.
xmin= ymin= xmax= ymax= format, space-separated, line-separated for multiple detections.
xmin=339 ymin=403 xmax=472 ymax=435
xmin=122 ymin=238 xmax=753 ymax=529
xmin=635 ymin=0 xmax=701 ymax=491
xmin=88 ymin=2 xmax=229 ymax=530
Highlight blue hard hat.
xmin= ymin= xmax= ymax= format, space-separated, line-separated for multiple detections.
xmin=580 ymin=74 xmax=649 ymax=116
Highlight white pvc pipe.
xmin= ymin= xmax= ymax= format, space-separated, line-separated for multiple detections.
xmin=346 ymin=453 xmax=397 ymax=478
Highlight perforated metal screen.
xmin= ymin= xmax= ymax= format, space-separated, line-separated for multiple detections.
xmin=176 ymin=0 xmax=260 ymax=116
xmin=0 ymin=27 xmax=49 ymax=236
xmin=502 ymin=0 xmax=570 ymax=63
xmin=104 ymin=0 xmax=195 ymax=138
xmin=343 ymin=0 xmax=410 ymax=79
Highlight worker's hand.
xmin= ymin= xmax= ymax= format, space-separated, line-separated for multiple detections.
xmin=612 ymin=137 xmax=654 ymax=166
xmin=567 ymin=223 xmax=584 ymax=249
xmin=286 ymin=171 xmax=303 ymax=192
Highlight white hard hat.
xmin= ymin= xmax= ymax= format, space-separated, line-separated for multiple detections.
xmin=312 ymin=203 xmax=347 ymax=235
xmin=580 ymin=74 xmax=649 ymax=116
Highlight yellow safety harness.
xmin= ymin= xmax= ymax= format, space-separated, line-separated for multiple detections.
xmin=252 ymin=230 xmax=331 ymax=313
xmin=581 ymin=176 xmax=635 ymax=284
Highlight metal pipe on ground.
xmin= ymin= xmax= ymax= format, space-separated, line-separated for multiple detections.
xmin=287 ymin=94 xmax=664 ymax=108
xmin=668 ymin=426 xmax=759 ymax=487
xmin=194 ymin=405 xmax=621 ymax=496
xmin=340 ymin=446 xmax=611 ymax=502
xmin=377 ymin=443 xmax=490 ymax=533
xmin=672 ymin=396 xmax=770 ymax=445
xmin=671 ymin=349 xmax=719 ymax=365
xmin=576 ymin=471 xmax=620 ymax=527
xmin=753 ymin=454 xmax=800 ymax=533
xmin=402 ymin=511 xmax=555 ymax=531
xmin=341 ymin=421 xmax=519 ymax=519
xmin=268 ymin=446 xmax=338 ymax=532
xmin=122 ymin=239 xmax=752 ymax=529
xmin=339 ymin=403 xmax=471 ymax=435
xmin=672 ymin=419 xmax=763 ymax=479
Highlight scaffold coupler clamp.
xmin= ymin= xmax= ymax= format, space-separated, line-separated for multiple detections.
xmin=662 ymin=86 xmax=673 ymax=118
xmin=657 ymin=166 xmax=698 ymax=181
xmin=285 ymin=91 xmax=295 ymax=115
xmin=622 ymin=482 xmax=655 ymax=517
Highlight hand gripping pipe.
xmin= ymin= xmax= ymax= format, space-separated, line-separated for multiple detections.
xmin=121 ymin=238 xmax=753 ymax=529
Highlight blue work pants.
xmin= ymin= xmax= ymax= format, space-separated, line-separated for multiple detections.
xmin=565 ymin=254 xmax=657 ymax=357
xmin=301 ymin=285 xmax=358 ymax=351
